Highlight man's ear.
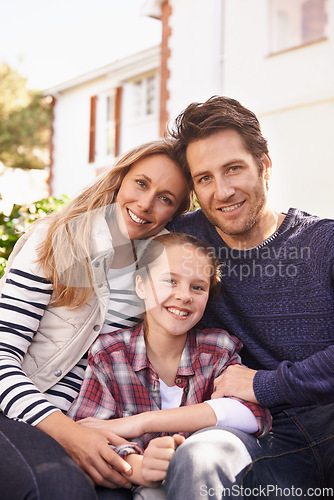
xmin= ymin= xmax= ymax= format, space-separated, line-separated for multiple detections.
xmin=262 ymin=153 xmax=272 ymax=181
xmin=135 ymin=274 xmax=146 ymax=299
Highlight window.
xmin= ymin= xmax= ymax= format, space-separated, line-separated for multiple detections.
xmin=269 ymin=0 xmax=328 ymax=54
xmin=106 ymin=95 xmax=116 ymax=156
xmin=93 ymin=87 xmax=122 ymax=165
xmin=132 ymin=73 xmax=157 ymax=120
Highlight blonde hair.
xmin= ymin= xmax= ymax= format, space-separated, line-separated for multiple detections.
xmin=36 ymin=140 xmax=193 ymax=309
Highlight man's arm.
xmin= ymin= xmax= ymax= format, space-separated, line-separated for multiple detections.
xmin=254 ymin=346 xmax=334 ymax=407
xmin=212 ymin=347 xmax=334 ymax=408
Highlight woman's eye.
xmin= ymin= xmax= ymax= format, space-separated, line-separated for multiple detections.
xmin=160 ymin=196 xmax=173 ymax=205
xmin=198 ymin=175 xmax=211 ymax=184
xmin=136 ymin=180 xmax=146 ymax=188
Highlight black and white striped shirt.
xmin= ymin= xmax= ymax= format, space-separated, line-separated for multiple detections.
xmin=0 ymin=234 xmax=143 ymax=425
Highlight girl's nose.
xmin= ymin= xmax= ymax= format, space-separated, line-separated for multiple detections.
xmin=175 ymin=285 xmax=192 ymax=303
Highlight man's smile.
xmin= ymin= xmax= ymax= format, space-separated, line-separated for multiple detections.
xmin=218 ymin=201 xmax=245 ymax=213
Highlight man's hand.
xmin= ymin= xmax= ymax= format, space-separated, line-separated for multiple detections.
xmin=212 ymin=365 xmax=259 ymax=403
xmin=141 ymin=434 xmax=185 ymax=485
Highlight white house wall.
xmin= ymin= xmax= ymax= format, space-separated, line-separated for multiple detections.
xmin=120 ymin=79 xmax=160 ymax=153
xmin=167 ymin=0 xmax=334 ymax=218
xmin=220 ymin=0 xmax=334 ymax=218
xmin=52 ymin=74 xmax=120 ymax=197
xmin=167 ymin=0 xmax=223 ymax=121
xmin=50 ymin=46 xmax=160 ymax=198
xmin=52 ymin=82 xmax=95 ymax=198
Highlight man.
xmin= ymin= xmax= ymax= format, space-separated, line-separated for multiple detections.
xmin=164 ymin=96 xmax=334 ymax=498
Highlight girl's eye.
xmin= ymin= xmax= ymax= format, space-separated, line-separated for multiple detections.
xmin=163 ymin=278 xmax=176 ymax=285
xmin=192 ymin=284 xmax=205 ymax=291
xmin=136 ymin=180 xmax=147 ymax=188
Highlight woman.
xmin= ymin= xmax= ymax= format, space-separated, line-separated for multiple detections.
xmin=0 ymin=140 xmax=192 ymax=500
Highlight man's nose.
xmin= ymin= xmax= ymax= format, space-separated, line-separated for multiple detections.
xmin=213 ymin=178 xmax=236 ymax=201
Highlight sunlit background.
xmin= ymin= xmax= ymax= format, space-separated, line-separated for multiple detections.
xmin=0 ymin=0 xmax=160 ymax=212
xmin=1 ymin=0 xmax=333 ymax=219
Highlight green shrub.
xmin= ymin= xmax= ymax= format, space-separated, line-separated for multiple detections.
xmin=0 ymin=195 xmax=69 ymax=277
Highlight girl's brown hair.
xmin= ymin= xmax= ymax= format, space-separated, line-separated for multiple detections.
xmin=135 ymin=232 xmax=221 ymax=298
xmin=36 ymin=140 xmax=193 ymax=309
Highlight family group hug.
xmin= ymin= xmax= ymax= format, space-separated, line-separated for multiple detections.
xmin=0 ymin=96 xmax=333 ymax=499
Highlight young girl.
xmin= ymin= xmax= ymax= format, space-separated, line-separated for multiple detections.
xmin=0 ymin=141 xmax=192 ymax=500
xmin=68 ymin=233 xmax=272 ymax=489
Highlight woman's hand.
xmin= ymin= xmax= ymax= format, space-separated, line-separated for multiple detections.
xmin=78 ymin=413 xmax=146 ymax=439
xmin=141 ymin=434 xmax=185 ymax=486
xmin=37 ymin=411 xmax=133 ymax=489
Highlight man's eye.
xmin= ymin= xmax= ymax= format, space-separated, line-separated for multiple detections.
xmin=228 ymin=166 xmax=240 ymax=173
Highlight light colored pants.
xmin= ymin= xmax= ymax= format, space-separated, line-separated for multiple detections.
xmin=133 ymin=485 xmax=166 ymax=499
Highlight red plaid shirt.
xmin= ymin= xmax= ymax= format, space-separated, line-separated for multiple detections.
xmin=68 ymin=324 xmax=272 ymax=449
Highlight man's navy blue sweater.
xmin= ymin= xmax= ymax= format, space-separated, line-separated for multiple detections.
xmin=167 ymin=208 xmax=334 ymax=408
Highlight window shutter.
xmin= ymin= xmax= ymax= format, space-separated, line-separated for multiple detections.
xmin=88 ymin=95 xmax=97 ymax=163
xmin=115 ymin=87 xmax=122 ymax=157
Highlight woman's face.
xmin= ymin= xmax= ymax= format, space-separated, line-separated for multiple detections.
xmin=115 ymin=154 xmax=188 ymax=240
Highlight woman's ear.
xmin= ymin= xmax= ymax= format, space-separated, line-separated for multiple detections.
xmin=135 ymin=274 xmax=146 ymax=299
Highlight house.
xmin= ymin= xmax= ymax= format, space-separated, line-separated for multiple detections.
xmin=47 ymin=0 xmax=334 ymax=218
xmin=46 ymin=44 xmax=161 ymax=197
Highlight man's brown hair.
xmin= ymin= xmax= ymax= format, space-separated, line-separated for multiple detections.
xmin=170 ymin=95 xmax=269 ymax=172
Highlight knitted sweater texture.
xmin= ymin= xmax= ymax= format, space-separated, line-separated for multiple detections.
xmin=167 ymin=208 xmax=334 ymax=409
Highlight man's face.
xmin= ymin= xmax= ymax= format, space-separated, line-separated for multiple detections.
xmin=186 ymin=129 xmax=272 ymax=248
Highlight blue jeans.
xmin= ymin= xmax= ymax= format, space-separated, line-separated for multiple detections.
xmin=164 ymin=403 xmax=334 ymax=499
xmin=0 ymin=413 xmax=132 ymax=500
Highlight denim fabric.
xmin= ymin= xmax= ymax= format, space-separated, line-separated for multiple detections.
xmin=0 ymin=413 xmax=132 ymax=500
xmin=164 ymin=403 xmax=334 ymax=499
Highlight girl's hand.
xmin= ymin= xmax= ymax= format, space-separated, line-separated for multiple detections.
xmin=141 ymin=434 xmax=185 ymax=485
xmin=78 ymin=413 xmax=145 ymax=438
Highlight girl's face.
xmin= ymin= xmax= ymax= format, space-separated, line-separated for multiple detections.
xmin=136 ymin=244 xmax=212 ymax=339
xmin=115 ymin=155 xmax=188 ymax=241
